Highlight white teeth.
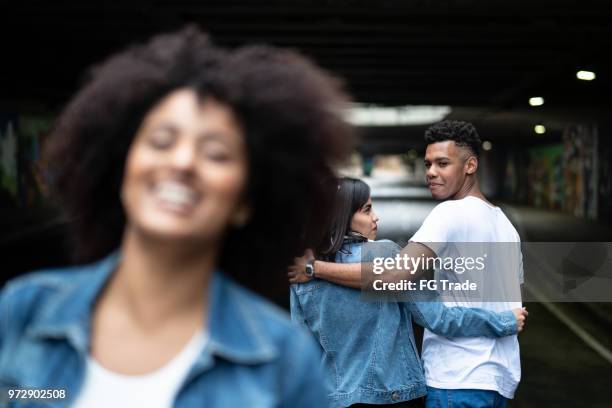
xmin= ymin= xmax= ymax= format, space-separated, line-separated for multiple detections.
xmin=154 ymin=182 xmax=198 ymax=207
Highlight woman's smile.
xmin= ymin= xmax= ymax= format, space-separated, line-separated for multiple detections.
xmin=151 ymin=180 xmax=202 ymax=215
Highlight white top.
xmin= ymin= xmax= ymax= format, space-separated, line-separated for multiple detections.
xmin=72 ymin=330 xmax=208 ymax=408
xmin=410 ymin=196 xmax=523 ymax=399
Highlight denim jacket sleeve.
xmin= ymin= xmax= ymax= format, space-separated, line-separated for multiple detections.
xmin=405 ymin=293 xmax=518 ymax=338
xmin=279 ymin=323 xmax=327 ymax=408
xmin=0 ymin=286 xmax=7 ymax=352
xmin=289 ymin=286 xmax=308 ymax=330
xmin=0 ymin=280 xmax=29 ymax=354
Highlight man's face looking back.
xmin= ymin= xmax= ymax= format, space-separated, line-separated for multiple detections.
xmin=424 ymin=140 xmax=473 ymax=200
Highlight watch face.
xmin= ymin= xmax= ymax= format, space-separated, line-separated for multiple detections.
xmin=305 ymin=263 xmax=314 ymax=277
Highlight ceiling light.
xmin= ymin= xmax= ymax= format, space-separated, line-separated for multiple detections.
xmin=346 ymin=104 xmax=452 ymax=126
xmin=529 ymin=97 xmax=544 ymax=106
xmin=534 ymin=125 xmax=546 ymax=134
xmin=576 ymin=70 xmax=596 ymax=81
xmin=482 ymin=141 xmax=492 ymax=151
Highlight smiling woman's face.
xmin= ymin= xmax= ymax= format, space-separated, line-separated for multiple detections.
xmin=121 ymin=89 xmax=249 ymax=244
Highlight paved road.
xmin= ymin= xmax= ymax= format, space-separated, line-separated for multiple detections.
xmin=514 ymin=302 xmax=610 ymax=408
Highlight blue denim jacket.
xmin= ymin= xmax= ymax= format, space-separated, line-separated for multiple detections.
xmin=0 ymin=252 xmax=327 ymax=408
xmin=290 ymin=240 xmax=517 ymax=408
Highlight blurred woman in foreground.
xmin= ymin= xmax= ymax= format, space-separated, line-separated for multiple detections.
xmin=0 ymin=26 xmax=351 ymax=407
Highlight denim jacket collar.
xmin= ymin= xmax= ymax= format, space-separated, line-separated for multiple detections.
xmin=26 ymin=251 xmax=279 ymax=370
xmin=26 ymin=252 xmax=119 ymax=353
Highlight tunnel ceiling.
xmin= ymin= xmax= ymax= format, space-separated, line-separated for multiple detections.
xmin=2 ymin=0 xmax=611 ymax=133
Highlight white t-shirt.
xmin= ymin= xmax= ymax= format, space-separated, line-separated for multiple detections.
xmin=72 ymin=330 xmax=208 ymax=408
xmin=410 ymin=196 xmax=523 ymax=399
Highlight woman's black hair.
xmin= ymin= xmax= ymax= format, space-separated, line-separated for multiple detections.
xmin=44 ymin=26 xmax=354 ymax=299
xmin=318 ymin=177 xmax=371 ymax=260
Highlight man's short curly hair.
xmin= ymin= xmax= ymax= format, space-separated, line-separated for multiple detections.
xmin=424 ymin=120 xmax=481 ymax=158
xmin=45 ymin=26 xmax=353 ymax=297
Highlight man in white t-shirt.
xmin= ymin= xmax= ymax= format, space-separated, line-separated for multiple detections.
xmin=408 ymin=120 xmax=524 ymax=407
xmin=289 ymin=120 xmax=526 ymax=408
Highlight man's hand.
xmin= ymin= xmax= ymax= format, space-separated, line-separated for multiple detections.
xmin=512 ymin=307 xmax=529 ymax=332
xmin=288 ymin=249 xmax=315 ymax=284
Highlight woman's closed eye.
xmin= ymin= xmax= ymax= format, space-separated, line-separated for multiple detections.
xmin=147 ymin=128 xmax=176 ymax=149
xmin=199 ymin=140 xmax=232 ymax=162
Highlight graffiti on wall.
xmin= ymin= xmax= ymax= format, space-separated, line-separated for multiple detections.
xmin=526 ymin=125 xmax=598 ymax=218
xmin=0 ymin=115 xmax=53 ymax=208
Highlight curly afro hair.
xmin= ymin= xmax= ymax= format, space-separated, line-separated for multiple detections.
xmin=45 ymin=25 xmax=354 ymax=298
xmin=424 ymin=120 xmax=481 ymax=158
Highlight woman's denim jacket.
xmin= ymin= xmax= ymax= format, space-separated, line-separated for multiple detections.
xmin=290 ymin=240 xmax=517 ymax=408
xmin=0 ymin=252 xmax=327 ymax=408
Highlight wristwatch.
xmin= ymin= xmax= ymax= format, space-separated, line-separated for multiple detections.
xmin=305 ymin=258 xmax=316 ymax=278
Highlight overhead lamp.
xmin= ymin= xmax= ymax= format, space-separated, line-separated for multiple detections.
xmin=576 ymin=70 xmax=596 ymax=81
xmin=482 ymin=141 xmax=492 ymax=151
xmin=346 ymin=104 xmax=452 ymax=126
xmin=529 ymin=97 xmax=544 ymax=106
xmin=534 ymin=125 xmax=546 ymax=134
